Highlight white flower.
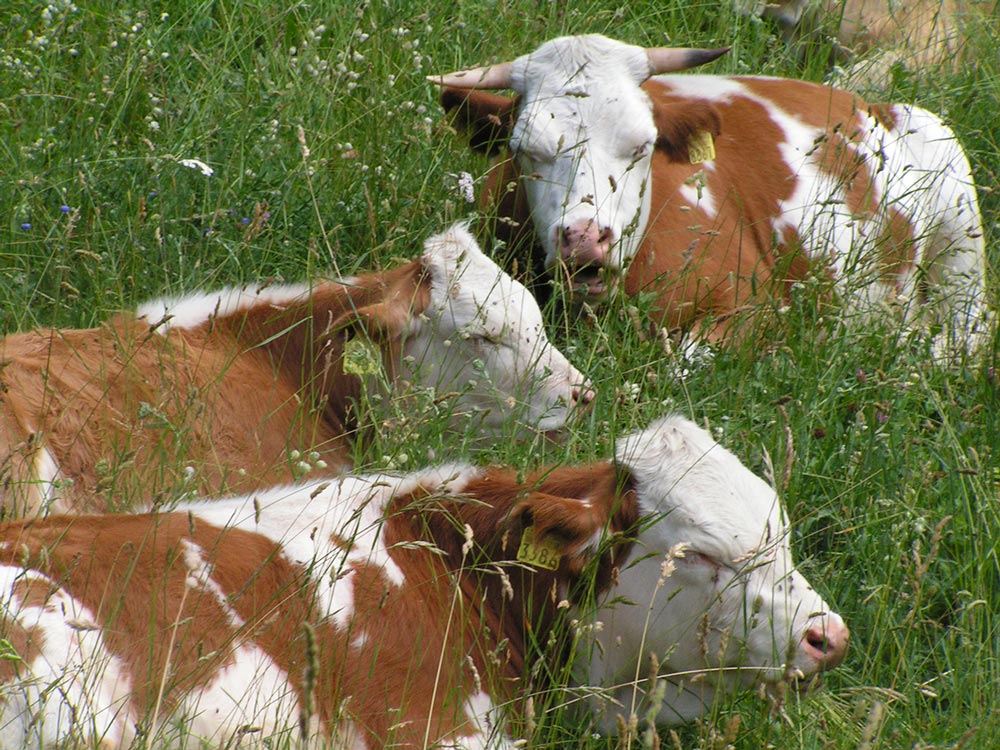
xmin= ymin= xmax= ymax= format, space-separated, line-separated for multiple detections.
xmin=452 ymin=171 xmax=475 ymax=203
xmin=178 ymin=158 xmax=214 ymax=177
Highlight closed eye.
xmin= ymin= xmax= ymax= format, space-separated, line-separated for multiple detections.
xmin=463 ymin=329 xmax=503 ymax=346
xmin=681 ymin=551 xmax=723 ymax=569
xmin=629 ymin=140 xmax=654 ymax=161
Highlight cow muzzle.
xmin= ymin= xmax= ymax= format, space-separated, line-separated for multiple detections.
xmin=801 ymin=614 xmax=850 ymax=671
xmin=555 ymin=219 xmax=617 ymax=299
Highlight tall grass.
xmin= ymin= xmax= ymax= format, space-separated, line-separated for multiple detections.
xmin=1 ymin=0 xmax=998 ymax=747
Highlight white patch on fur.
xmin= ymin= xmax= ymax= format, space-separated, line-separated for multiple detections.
xmin=178 ymin=538 xmax=246 ymax=629
xmin=30 ymin=444 xmax=64 ymax=514
xmin=136 ymin=283 xmax=311 ymax=333
xmin=170 ymin=642 xmax=306 ymax=747
xmin=0 ymin=567 xmax=137 ymax=748
xmin=448 ymin=690 xmax=513 ymax=750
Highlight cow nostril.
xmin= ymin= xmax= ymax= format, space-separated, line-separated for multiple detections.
xmin=597 ymin=226 xmax=614 ymax=246
xmin=804 ymin=621 xmax=849 ymax=668
xmin=572 ymin=384 xmax=596 ymax=405
xmin=806 ymin=629 xmax=829 ymax=654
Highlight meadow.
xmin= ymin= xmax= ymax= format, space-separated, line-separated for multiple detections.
xmin=1 ymin=0 xmax=998 ymax=747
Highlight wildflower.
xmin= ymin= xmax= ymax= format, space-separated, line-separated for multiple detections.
xmin=451 ymin=171 xmax=475 ymax=203
xmin=60 ymin=205 xmax=70 ymax=213
xmin=178 ymin=158 xmax=214 ymax=177
xmin=20 ymin=223 xmax=31 ymax=230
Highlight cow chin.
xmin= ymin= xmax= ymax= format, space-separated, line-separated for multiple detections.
xmin=550 ymin=261 xmax=621 ymax=303
xmin=653 ymin=661 xmax=819 ymax=725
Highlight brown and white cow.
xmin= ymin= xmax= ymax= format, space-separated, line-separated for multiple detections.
xmin=0 ymin=415 xmax=847 ymax=747
xmin=434 ymin=34 xmax=986 ymax=351
xmin=0 ymin=223 xmax=590 ymax=517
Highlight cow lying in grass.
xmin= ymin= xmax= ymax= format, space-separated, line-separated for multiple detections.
xmin=435 ymin=34 xmax=986 ymax=353
xmin=0 ymin=415 xmax=847 ymax=747
xmin=0 ymin=224 xmax=590 ymax=517
xmin=742 ymin=0 xmax=978 ymax=87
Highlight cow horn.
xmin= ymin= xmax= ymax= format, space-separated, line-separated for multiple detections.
xmin=426 ymin=61 xmax=514 ymax=90
xmin=646 ymin=46 xmax=730 ymax=74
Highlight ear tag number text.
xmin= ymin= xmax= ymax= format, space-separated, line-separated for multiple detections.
xmin=517 ymin=526 xmax=562 ymax=570
xmin=688 ymin=130 xmax=716 ymax=163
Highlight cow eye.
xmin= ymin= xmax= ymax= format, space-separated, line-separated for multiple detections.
xmin=464 ymin=330 xmax=502 ymax=346
xmin=630 ymin=141 xmax=653 ymax=161
xmin=682 ymin=551 xmax=720 ymax=568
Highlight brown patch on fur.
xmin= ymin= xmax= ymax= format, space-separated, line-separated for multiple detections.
xmin=877 ymin=207 xmax=918 ymax=289
xmin=737 ymin=77 xmax=867 ymax=132
xmin=440 ymin=89 xmax=519 ymax=156
xmin=811 ymin=130 xmax=878 ymax=218
xmin=0 ymin=261 xmax=431 ymax=516
xmin=866 ymin=103 xmax=897 ymax=132
xmin=626 ymin=80 xmax=803 ymax=338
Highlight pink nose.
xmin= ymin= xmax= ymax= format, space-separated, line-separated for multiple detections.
xmin=559 ymin=219 xmax=614 ymax=267
xmin=802 ymin=617 xmax=850 ymax=669
xmin=571 ymin=383 xmax=596 ymax=406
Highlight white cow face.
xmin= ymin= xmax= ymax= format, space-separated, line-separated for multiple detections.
xmin=402 ymin=223 xmax=592 ymax=434
xmin=507 ymin=36 xmax=659 ymax=296
xmin=587 ymin=416 xmax=848 ymax=726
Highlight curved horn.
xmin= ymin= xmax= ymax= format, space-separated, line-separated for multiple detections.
xmin=426 ymin=61 xmax=514 ymax=90
xmin=646 ymin=46 xmax=730 ymax=75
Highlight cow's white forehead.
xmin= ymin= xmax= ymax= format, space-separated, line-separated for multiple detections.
xmin=423 ymin=223 xmax=537 ymax=335
xmin=615 ymin=415 xmax=786 ymax=560
xmin=509 ymin=34 xmax=650 ymax=95
xmin=509 ymin=34 xmax=656 ymax=151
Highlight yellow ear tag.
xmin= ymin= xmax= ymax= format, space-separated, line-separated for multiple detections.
xmin=516 ymin=526 xmax=562 ymax=570
xmin=688 ymin=130 xmax=716 ymax=164
xmin=342 ymin=337 xmax=382 ymax=376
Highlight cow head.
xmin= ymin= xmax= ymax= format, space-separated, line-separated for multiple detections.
xmin=433 ymin=35 xmax=727 ymax=300
xmin=402 ymin=223 xmax=593 ymax=434
xmin=588 ymin=415 xmax=848 ymax=726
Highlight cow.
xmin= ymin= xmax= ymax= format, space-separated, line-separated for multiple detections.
xmin=0 ymin=223 xmax=591 ymax=518
xmin=741 ymin=0 xmax=978 ymax=85
xmin=434 ymin=34 xmax=986 ymax=353
xmin=0 ymin=415 xmax=848 ymax=747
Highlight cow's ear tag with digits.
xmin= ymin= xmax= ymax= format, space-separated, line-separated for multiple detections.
xmin=517 ymin=526 xmax=562 ymax=570
xmin=688 ymin=130 xmax=716 ymax=164
xmin=342 ymin=337 xmax=382 ymax=375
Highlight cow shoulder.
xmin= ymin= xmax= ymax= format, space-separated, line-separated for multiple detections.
xmin=440 ymin=88 xmax=519 ymax=156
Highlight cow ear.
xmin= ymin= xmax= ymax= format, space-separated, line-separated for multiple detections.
xmin=330 ymin=300 xmax=412 ymax=344
xmin=440 ymin=88 xmax=518 ymax=156
xmin=652 ymin=101 xmax=723 ymax=163
xmin=329 ymin=263 xmax=432 ymax=344
xmin=509 ymin=492 xmax=607 ymax=561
